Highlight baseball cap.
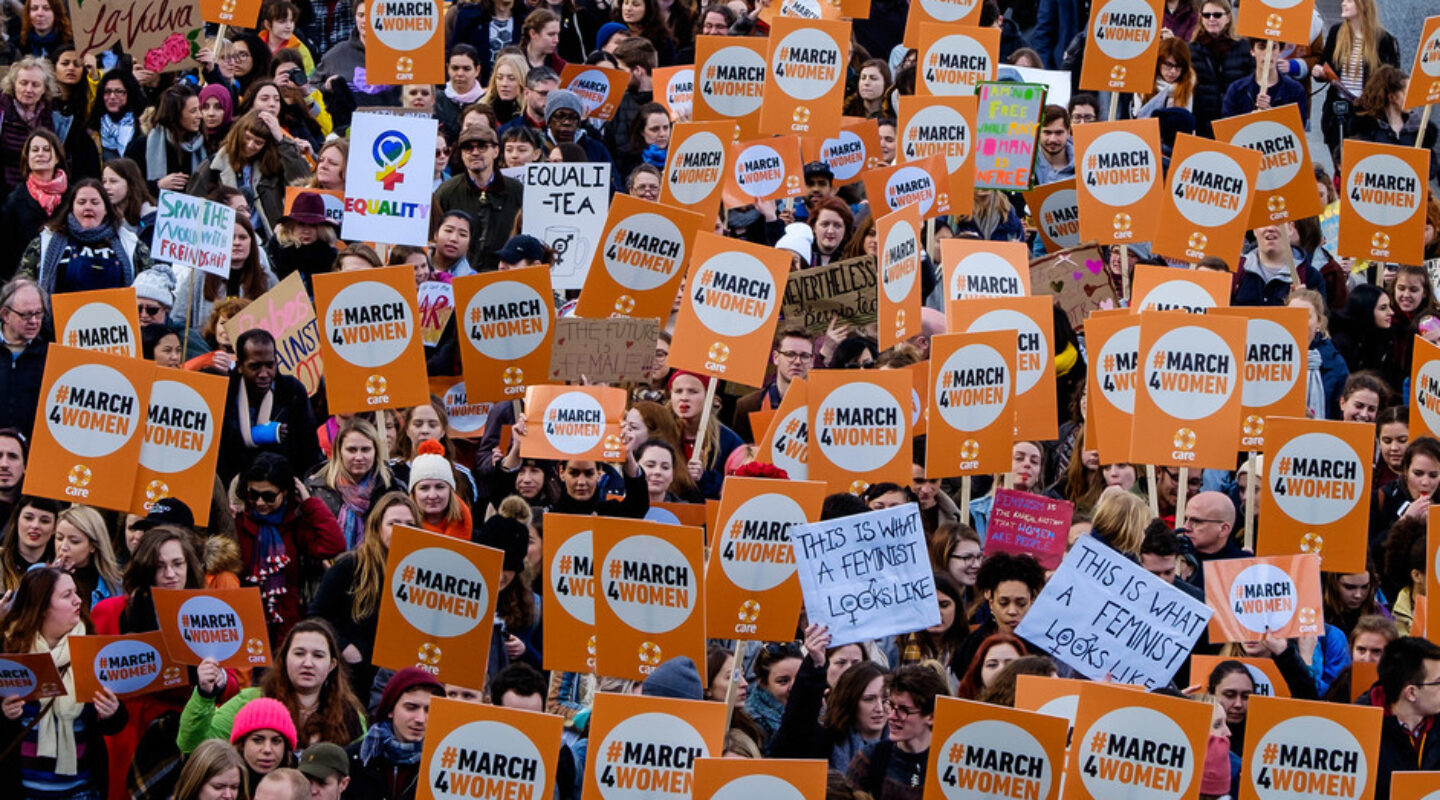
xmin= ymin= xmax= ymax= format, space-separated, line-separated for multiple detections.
xmin=134 ymin=498 xmax=195 ymax=531
xmin=298 ymin=742 xmax=349 ymax=781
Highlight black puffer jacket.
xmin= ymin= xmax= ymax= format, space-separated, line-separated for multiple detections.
xmin=1190 ymin=33 xmax=1255 ymax=136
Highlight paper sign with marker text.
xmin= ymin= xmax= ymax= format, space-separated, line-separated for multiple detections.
xmin=1406 ymin=17 xmax=1440 ymax=109
xmin=925 ymin=330 xmax=1016 ymax=478
xmin=1212 ymin=306 xmax=1308 ymax=451
xmin=899 ymin=94 xmax=977 ymax=216
xmin=1130 ymin=264 xmax=1233 ymax=314
xmin=949 ymin=295 xmax=1058 ymax=441
xmin=876 ymin=203 xmax=925 ymax=349
xmin=924 ymin=697 xmax=1068 ymax=800
xmin=973 ymin=81 xmax=1046 ymax=190
xmin=364 ymin=0 xmax=443 ymax=85
xmin=314 ymin=266 xmax=428 ymax=413
xmin=807 ymin=368 xmax=912 ymax=492
xmin=132 ymin=366 xmax=227 ymax=525
xmin=863 ymin=155 xmax=954 ymax=220
xmin=692 ymin=36 xmax=767 ymax=139
xmin=594 ymin=519 xmax=706 ymax=681
xmin=417 ymin=698 xmax=562 ymax=800
xmin=1025 ymin=179 xmax=1082 ymax=252
xmin=1205 ymin=554 xmax=1324 ymax=642
xmin=668 ymin=233 xmax=790 ymax=387
xmin=661 ymin=120 xmax=732 ymax=216
xmin=1236 ymin=0 xmax=1316 ymax=44
xmin=584 ymin=693 xmax=725 ymax=800
xmin=577 ymin=194 xmax=706 ymax=322
xmin=1154 ymin=134 xmax=1262 ymax=265
xmin=723 ymin=136 xmax=804 ymax=206
xmin=453 ymin=265 xmax=555 ymax=404
xmin=1191 ymin=655 xmax=1290 ymax=699
xmin=1212 ymin=105 xmax=1322 ymax=228
xmin=706 ymin=477 xmax=828 ymax=642
xmin=542 ymin=514 xmax=598 ymax=674
xmin=1079 ymin=0 xmax=1165 ymax=94
xmin=71 ymin=631 xmax=188 ymax=701
xmin=755 ymin=376 xmax=810 ymax=480
xmin=759 ymin=17 xmax=851 ymax=136
xmin=780 ymin=255 xmax=877 ymax=336
xmin=1339 ymin=140 xmax=1429 ymax=265
xmin=942 ymin=240 xmax=1031 ymax=309
xmin=521 ymin=385 xmax=627 ymax=463
xmin=1085 ymin=310 xmax=1140 ymax=464
xmin=222 ymin=272 xmax=323 ymax=396
xmin=1258 ymin=417 xmax=1373 ymax=573
xmin=915 ymin=23 xmax=998 ymax=96
xmin=1066 ymin=681 xmax=1210 ymax=800
xmin=152 ymin=190 xmax=236 ymax=277
xmin=694 ymin=758 xmax=826 ymax=800
xmin=986 ymin=489 xmax=1072 ymax=569
xmin=0 ymin=653 xmax=65 ymax=701
xmin=1130 ymin=311 xmax=1246 ymax=470
xmin=560 ymin=63 xmax=627 ymax=120
xmin=1074 ymin=118 xmax=1164 ymax=245
xmin=1240 ymin=696 xmax=1380 ymax=800
xmin=154 ymin=587 xmax=272 ymax=669
xmin=52 ymin=288 xmax=139 ymax=357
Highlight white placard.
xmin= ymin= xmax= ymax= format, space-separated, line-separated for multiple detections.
xmin=522 ymin=162 xmax=611 ymax=290
xmin=342 ymin=112 xmax=438 ymax=246
xmin=151 ymin=190 xmax=236 ymax=277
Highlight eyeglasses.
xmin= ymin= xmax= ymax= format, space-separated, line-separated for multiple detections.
xmin=1201 ymin=11 xmax=1226 ymax=19
xmin=1187 ymin=517 xmax=1226 ymax=527
xmin=1071 ymin=113 xmax=1098 ymax=122
xmin=233 ymin=51 xmax=253 ymax=60
xmin=949 ymin=552 xmax=981 ymax=563
xmin=137 ymin=304 xmax=164 ymax=316
xmin=883 ymin=699 xmax=920 ymax=719
xmin=1160 ymin=61 xmax=1181 ymax=70
xmin=247 ymin=488 xmax=280 ymax=503
xmin=103 ymin=87 xmax=127 ymax=96
xmin=2 ymin=306 xmax=43 ymax=322
xmin=460 ymin=141 xmax=494 ymax=152
xmin=776 ymin=350 xmax=813 ymax=361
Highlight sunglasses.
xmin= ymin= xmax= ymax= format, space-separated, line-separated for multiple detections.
xmin=247 ymin=488 xmax=280 ymax=503
xmin=1201 ymin=11 xmax=1226 ymax=18
xmin=138 ymin=304 xmax=164 ymax=316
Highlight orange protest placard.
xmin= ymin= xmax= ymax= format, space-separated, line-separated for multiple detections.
xmin=1013 ymin=675 xmax=1085 ymax=731
xmin=757 ymin=0 xmax=843 ymax=25
xmin=131 ymin=366 xmax=227 ymax=525
xmin=694 ymin=758 xmax=827 ymax=800
xmin=876 ymin=203 xmax=924 ymax=349
xmin=754 ymin=376 xmax=810 ymax=480
xmin=759 ymin=17 xmax=851 ymax=136
xmin=1212 ymin=306 xmax=1309 ymax=451
xmin=520 ymin=385 xmax=627 ymax=463
xmin=948 ymin=296 xmax=1058 ymax=441
xmin=593 ymin=518 xmax=706 ymax=681
xmin=1066 ymin=681 xmax=1209 ymax=800
xmin=722 ymin=135 xmax=805 ymax=207
xmin=899 ymin=94 xmax=976 ymax=216
xmin=1391 ymin=772 xmax=1440 ymax=800
xmin=1405 ymin=17 xmax=1440 ymax=109
xmin=1412 ymin=337 xmax=1440 ymax=439
xmin=453 ymin=265 xmax=554 ymax=404
xmin=1079 ymin=0 xmax=1164 ymax=94
xmin=925 ymin=697 xmax=1068 ymax=800
xmin=559 ymin=63 xmax=628 ymax=120
xmin=417 ymin=698 xmax=562 ymax=800
xmin=1236 ymin=0 xmax=1316 ymax=44
xmin=1153 ymin=133 xmax=1262 ymax=266
xmin=661 ymin=121 xmax=732 ymax=216
xmin=373 ymin=526 xmax=502 ymax=688
xmin=1204 ymin=554 xmax=1324 ymax=642
xmin=1258 ymin=417 xmax=1374 ymax=573
xmin=705 ymin=477 xmax=827 ymax=641
xmin=51 ymin=288 xmax=139 ymax=357
xmin=1085 ymin=310 xmax=1141 ymax=465
xmin=926 ymin=331 xmax=1017 ymax=478
xmin=1074 ymin=118 xmax=1164 ymax=245
xmin=904 ymin=0 xmax=983 ymax=45
xmin=653 ymin=65 xmax=694 ymax=121
xmin=668 ymin=233 xmax=790 ymax=387
xmin=942 ymin=240 xmax=1031 ymax=307
xmin=1025 ymin=179 xmax=1082 ymax=252
xmin=0 ymin=653 xmax=65 ymax=701
xmin=693 ymin=36 xmax=767 ymax=140
xmin=201 ymin=0 xmax=262 ymax=25
xmin=803 ymin=117 xmax=884 ymax=186
xmin=70 ymin=631 xmax=189 ymax=701
xmin=1430 ymin=507 xmax=1440 ymax=643
xmin=1339 ymin=140 xmax=1430 ymax=265
xmin=1130 ymin=264 xmax=1233 ymax=314
xmin=915 ymin=23 xmax=999 ymax=96
xmin=542 ymin=514 xmax=597 ymax=674
xmin=583 ymin=693 xmax=726 ymax=800
xmin=1212 ymin=105 xmax=1323 ymax=229
xmin=23 ymin=345 xmax=149 ymax=511
xmin=363 ymin=0 xmax=444 ymax=85
xmin=1190 ymin=655 xmax=1290 ymax=699
xmin=1240 ymin=696 xmax=1381 ymax=800
xmin=807 ymin=368 xmax=911 ymax=493
xmin=313 ymin=266 xmax=429 ymax=413
xmin=1130 ymin=311 xmax=1246 ymax=470
xmin=153 ymin=587 xmax=272 ymax=669
xmin=863 ymin=155 xmax=954 ymax=220
xmin=576 ymin=195 xmax=706 ymax=321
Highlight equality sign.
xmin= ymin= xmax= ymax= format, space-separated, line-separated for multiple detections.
xmin=454 ymin=265 xmax=555 ymax=403
xmin=560 ymin=63 xmax=627 ymax=120
xmin=1086 ymin=310 xmax=1140 ymax=464
xmin=1016 ymin=535 xmax=1211 ymax=688
xmin=754 ymin=376 xmax=810 ymax=480
xmin=1258 ymin=417 xmax=1373 ymax=573
xmin=1339 ymin=140 xmax=1429 ymax=265
xmin=542 ymin=514 xmax=597 ymax=674
xmin=723 ymin=136 xmax=805 ymax=206
xmin=584 ymin=694 xmax=725 ymax=800
xmin=1130 ymin=264 xmax=1233 ymax=314
xmin=693 ymin=36 xmax=768 ymax=140
xmin=668 ymin=233 xmax=790 ymax=388
xmin=949 ymin=296 xmax=1058 ymax=441
xmin=314 ymin=266 xmax=429 ymax=413
xmin=70 ymin=631 xmax=188 ymax=701
xmin=1212 ymin=306 xmax=1309 ymax=451
xmin=759 ymin=17 xmax=851 ymax=136
xmin=1213 ymin=105 xmax=1323 ymax=228
xmin=1205 ymin=554 xmax=1323 ymax=642
xmin=943 ymin=240 xmax=1031 ymax=306
xmin=523 ymin=162 xmax=610 ymax=289
xmin=342 ymin=113 xmax=437 ymax=245
xmin=808 ymin=368 xmax=911 ymax=492
xmin=705 ymin=477 xmax=828 ymax=642
xmin=973 ymin=81 xmax=1045 ymax=190
xmin=374 ymin=526 xmax=502 ymax=686
xmin=365 ymin=0 xmax=443 ymax=85
xmin=924 ymin=698 xmax=1068 ymax=800
xmin=925 ymin=330 xmax=1016 ymax=478
xmin=418 ymin=698 xmax=562 ymax=800
xmin=52 ymin=287 xmax=139 ymax=357
xmin=154 ymin=587 xmax=272 ymax=669
xmin=1025 ymin=179 xmax=1082 ymax=252
xmin=152 ymin=190 xmax=235 ymax=277
xmin=577 ymin=194 xmax=706 ymax=321
xmin=876 ymin=203 xmax=924 ymax=350
xmin=1079 ymin=0 xmax=1165 ymax=94
xmin=899 ymin=95 xmax=977 ymax=216
xmin=1153 ymin=134 xmax=1262 ymax=266
xmin=915 ymin=23 xmax=998 ymax=96
xmin=594 ymin=519 xmax=706 ymax=681
xmin=780 ymin=256 xmax=878 ymax=335
xmin=1074 ymin=118 xmax=1164 ymax=245
xmin=788 ymin=503 xmax=939 ymax=645
xmin=520 ymin=385 xmax=627 ymax=463
xmin=131 ymin=367 xmax=227 ymax=525
xmin=1241 ymin=696 xmax=1381 ymax=800
xmin=661 ymin=121 xmax=732 ymax=216
xmin=1236 ymin=0 xmax=1316 ymax=44
xmin=223 ymin=272 xmax=323 ymax=396
xmin=0 ymin=653 xmax=66 ymax=701
xmin=24 ymin=346 xmax=149 ymax=511
xmin=1405 ymin=17 xmax=1440 ymax=109
xmin=986 ymin=489 xmax=1072 ymax=570
xmin=1066 ymin=682 xmax=1210 ymax=800
xmin=1130 ymin=311 xmax=1247 ymax=470
xmin=694 ymin=759 xmax=826 ymax=800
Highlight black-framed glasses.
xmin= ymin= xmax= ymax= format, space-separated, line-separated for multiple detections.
xmin=460 ymin=141 xmax=494 ymax=152
xmin=949 ymin=552 xmax=981 ymax=563
xmin=2 ymin=306 xmax=43 ymax=322
xmin=1187 ymin=517 xmax=1226 ymax=526
xmin=776 ymin=350 xmax=812 ymax=361
xmin=883 ymin=699 xmax=919 ymax=719
xmin=247 ymin=488 xmax=280 ymax=503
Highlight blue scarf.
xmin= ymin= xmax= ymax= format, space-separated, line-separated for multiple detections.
xmin=245 ymin=506 xmax=290 ymax=623
xmin=359 ymin=721 xmax=424 ymax=765
xmin=744 ymin=684 xmax=785 ymax=742
xmin=99 ymin=112 xmax=135 ymax=158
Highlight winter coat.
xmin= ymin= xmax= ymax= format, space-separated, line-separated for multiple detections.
xmin=1190 ymin=33 xmax=1255 ymax=136
xmin=233 ymin=496 xmax=345 ymax=643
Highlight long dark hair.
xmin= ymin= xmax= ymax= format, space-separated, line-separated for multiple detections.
xmin=121 ymin=526 xmax=205 ymax=633
xmin=260 ymin=619 xmax=366 ymax=746
xmin=1 ymin=566 xmax=89 ymax=652
xmin=0 ymin=496 xmax=61 ymax=592
xmin=104 ymin=158 xmax=155 ymax=226
xmin=87 ymin=68 xmax=147 ymax=134
xmin=243 ymin=452 xmax=298 ymax=510
xmin=822 ymin=661 xmax=887 ymax=736
xmin=45 ymin=178 xmax=122 ymax=232
xmin=206 ymin=213 xmax=268 ymax=302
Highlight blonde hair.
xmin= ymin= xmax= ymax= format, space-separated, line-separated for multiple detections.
xmin=497 ymin=494 xmax=532 ymax=527
xmin=57 ymin=505 xmax=122 ymax=593
xmin=172 ymin=739 xmax=244 ymax=800
xmin=1334 ymin=0 xmax=1382 ymax=77
xmin=350 ymin=492 xmax=420 ymax=621
xmin=324 ymin=418 xmax=394 ymax=489
xmin=483 ymin=53 xmax=530 ymax=107
xmin=1090 ymin=490 xmax=1149 ymax=556
xmin=1 ymin=55 xmax=59 ymax=101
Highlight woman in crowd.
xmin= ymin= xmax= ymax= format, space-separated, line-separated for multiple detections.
xmin=620 ymin=102 xmax=670 ymax=178
xmin=892 ymin=572 xmax=966 ymax=674
xmin=176 ymin=214 xmax=276 ymax=332
xmin=21 ymin=178 xmax=153 ymax=294
xmin=16 ymin=0 xmax=70 ymax=58
xmin=271 ymin=191 xmax=339 ymax=290
xmin=744 ymin=643 xmax=803 ymax=743
xmin=1136 ymin=37 xmax=1195 ymax=116
xmin=306 ymin=138 xmax=347 ymax=192
xmin=520 ymin=9 xmax=567 ymax=72
xmin=1188 ymin=0 xmax=1252 ymax=136
xmin=0 ymin=498 xmax=57 ymax=593
xmin=1374 ymin=406 xmax=1409 ymax=491
xmin=101 ymin=157 xmax=156 ymax=236
xmin=929 ymin=522 xmax=984 ymax=624
xmin=614 ymin=0 xmax=673 ymax=65
xmin=2 ymin=129 xmax=68 ymax=273
xmin=636 ymin=439 xmax=701 ymax=504
xmin=1331 ymin=285 xmax=1399 ymax=393
xmin=1338 ymin=371 xmax=1390 ymax=424
xmin=88 ymin=69 xmax=147 ymax=163
xmin=809 ymin=197 xmax=855 ymax=267
xmin=52 ymin=505 xmax=123 ymax=610
xmin=843 ymin=59 xmax=892 ymax=118
xmin=968 ymin=441 xmax=1052 ymax=536
xmin=171 ymin=739 xmax=244 ymax=800
xmin=1349 ymin=65 xmax=1438 ymax=153
xmin=1287 ymin=289 xmax=1350 ymax=419
xmin=771 ymin=624 xmax=888 ymax=767
xmin=481 ymin=53 xmax=529 ymax=126
xmin=1371 ymin=437 xmax=1440 ymax=570
xmin=198 ymin=84 xmax=235 ymax=156
xmin=476 ymin=503 xmax=541 ymax=670
xmin=954 ymin=632 xmax=1025 ymax=700
xmin=125 ymin=84 xmax=208 ymax=196
xmin=141 ymin=323 xmax=184 ymax=367
xmin=187 ymin=110 xmax=311 ymax=236
xmin=408 ymin=439 xmax=474 ymax=540
xmin=1382 ymin=515 xmax=1427 ymax=634
xmin=667 ymin=371 xmax=742 ymax=499
xmin=1314 ymin=0 xmax=1399 ymax=159
xmin=305 ymin=418 xmax=399 ymax=550
xmin=952 ymin=551 xmax=1046 ymax=672
xmin=393 ymin=398 xmax=478 ymax=504
xmin=223 ymin=697 xmax=297 ymax=798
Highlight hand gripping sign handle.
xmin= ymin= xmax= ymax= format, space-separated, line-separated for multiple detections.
xmin=1243 ymin=452 xmax=1258 ymax=552
xmin=689 ymin=379 xmax=720 ymax=477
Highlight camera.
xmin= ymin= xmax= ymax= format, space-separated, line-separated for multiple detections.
xmin=286 ymin=68 xmax=307 ymax=88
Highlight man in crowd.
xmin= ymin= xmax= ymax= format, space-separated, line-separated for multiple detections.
xmin=545 ymin=89 xmax=613 ymax=168
xmin=499 ymin=67 xmax=559 ymax=135
xmin=0 ymin=428 xmax=24 ymax=525
xmin=1035 ymin=105 xmax=1074 ymax=185
xmin=299 ymin=743 xmax=350 ymax=800
xmin=217 ymin=329 xmax=322 ymax=484
xmin=1369 ymin=637 xmax=1440 ymax=797
xmin=434 ymin=124 xmax=523 ymax=271
xmin=847 ymin=664 xmax=948 ymax=799
xmin=0 ymin=278 xmax=47 ymax=440
xmin=730 ymin=324 xmax=812 ymax=441
xmin=608 ymin=38 xmax=658 ymax=160
xmin=347 ymin=667 xmax=445 ymax=800
xmin=1180 ymin=490 xmax=1253 ymax=591
xmin=1067 ymin=92 xmax=1101 ymax=124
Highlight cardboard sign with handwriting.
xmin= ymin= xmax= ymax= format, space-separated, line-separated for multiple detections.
xmin=1153 ymin=134 xmax=1262 ymax=266
xmin=759 ymin=17 xmax=851 ymax=136
xmin=1205 ymin=554 xmax=1324 ymax=642
xmin=131 ymin=367 xmax=227 ymax=526
xmin=1258 ymin=417 xmax=1374 ymax=573
xmin=548 ymin=317 xmax=660 ymax=384
xmin=314 ymin=266 xmax=428 ymax=413
xmin=876 ymin=203 xmax=925 ymax=349
xmin=1130 ymin=311 xmax=1246 ymax=469
xmin=1030 ymin=243 xmax=1116 ymax=333
xmin=417 ymin=698 xmax=562 ymax=800
xmin=661 ymin=120 xmax=733 ymax=216
xmin=70 ymin=631 xmax=189 ymax=701
xmin=986 ymin=489 xmax=1072 ymax=569
xmin=1074 ymin=118 xmax=1164 ymax=245
xmin=560 ymin=63 xmax=628 ymax=120
xmin=924 ymin=697 xmax=1067 ymax=800
xmin=974 ymin=80 xmax=1046 ymax=190
xmin=594 ymin=518 xmax=706 ymax=681
xmin=1339 ymin=140 xmax=1429 ymax=265
xmin=577 ymin=194 xmax=706 ymax=322
xmin=780 ymin=256 xmax=878 ymax=335
xmin=223 ymin=272 xmax=323 ymax=396
xmin=1212 ymin=105 xmax=1323 ymax=229
xmin=668 ymin=233 xmax=791 ymax=388
xmin=52 ymin=288 xmax=139 ymax=357
xmin=154 ymin=587 xmax=272 ymax=669
xmin=1079 ymin=0 xmax=1165 ymax=94
xmin=925 ymin=331 xmax=1017 ymax=478
xmin=807 ymin=369 xmax=912 ymax=493
xmin=454 ymin=265 xmax=555 ymax=404
xmin=520 ymin=385 xmax=627 ymax=463
xmin=948 ymin=296 xmax=1058 ymax=441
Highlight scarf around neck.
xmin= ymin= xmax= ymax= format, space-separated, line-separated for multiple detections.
xmin=359 ymin=721 xmax=424 ymax=765
xmin=145 ymin=126 xmax=207 ymax=181
xmin=100 ymin=112 xmax=136 ymax=155
xmin=39 ymin=216 xmax=133 ymax=293
xmin=445 ymin=82 xmax=484 ymax=105
xmin=27 ymin=170 xmax=67 ymax=214
xmin=246 ymin=506 xmax=291 ymax=624
xmin=337 ymin=473 xmax=374 ymax=549
xmin=33 ymin=622 xmax=87 ymax=776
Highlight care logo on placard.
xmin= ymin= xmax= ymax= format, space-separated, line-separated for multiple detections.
xmin=1170 ymin=151 xmax=1249 ymax=253
xmin=1251 ymin=716 xmax=1367 ymax=800
xmin=1079 ymin=706 xmax=1194 ymax=800
xmin=370 ymin=129 xmax=413 ymax=190
xmin=1039 ymin=188 xmax=1081 ymax=248
xmin=1416 ymin=359 xmax=1440 ymax=434
xmin=1347 ymin=154 xmax=1423 ymax=227
xmin=1138 ymin=281 xmax=1217 ymax=314
xmin=700 ymin=47 xmax=766 ymax=116
xmin=177 ymin=595 xmax=247 ymax=662
xmin=667 ymin=132 xmax=725 ymax=204
xmin=1228 ymin=562 xmax=1304 ymax=636
xmin=934 ymin=343 xmax=1010 ymax=446
xmin=690 ymin=254 xmax=776 ymax=337
xmin=969 ymin=309 xmax=1047 ymax=394
xmin=0 ymin=658 xmax=36 ymax=695
xmin=430 ymin=721 xmax=546 ymax=800
xmin=885 ymin=166 xmax=941 ymax=214
xmin=903 ymin=106 xmax=971 ymax=172
xmin=1269 ymin=433 xmax=1364 ymax=525
xmin=881 ymin=220 xmax=920 ymax=302
xmin=1241 ymin=319 xmax=1299 ymax=409
xmin=140 ymin=380 xmax=214 ymax=474
xmin=1082 ymin=131 xmax=1156 ymax=207
xmin=569 ymin=69 xmax=612 ymax=116
xmin=815 ymin=382 xmax=905 ymax=471
xmin=1232 ymin=120 xmax=1303 ymax=197
xmin=604 ymin=214 xmax=686 ymax=291
xmin=464 ymin=281 xmax=549 ymax=375
xmin=327 ymin=281 xmax=413 ymax=368
xmin=938 ymin=720 xmax=1054 ymax=800
xmin=950 ymin=253 xmax=1025 ymax=300
xmin=718 ymin=493 xmax=805 ymax=592
xmin=593 ymin=712 xmax=708 ymax=799
xmin=64 ymin=302 xmax=134 ymax=355
xmin=772 ymin=29 xmax=841 ymax=100
xmin=732 ymin=143 xmax=786 ymax=198
xmin=542 ymin=391 xmax=607 ymax=455
xmin=923 ymin=34 xmax=992 ymax=93
xmin=1142 ymin=326 xmax=1238 ymax=423
xmin=94 ymin=639 xmax=164 ymax=694
xmin=391 ymin=547 xmax=489 ymax=651
xmin=45 ymin=363 xmax=141 ymax=459
xmin=819 ymin=129 xmax=866 ymax=181
xmin=551 ymin=529 xmax=596 ymax=626
xmin=1093 ymin=0 xmax=1158 ymax=60
xmin=769 ymin=406 xmax=809 ymax=478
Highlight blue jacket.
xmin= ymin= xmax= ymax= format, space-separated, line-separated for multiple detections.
xmin=1314 ymin=335 xmax=1350 ymax=420
xmin=1220 ymin=73 xmax=1310 ymax=126
xmin=1033 ymin=0 xmax=1087 ymax=70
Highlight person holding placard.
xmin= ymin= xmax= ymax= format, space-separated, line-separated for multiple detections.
xmin=1381 ymin=516 xmax=1427 ymax=635
xmin=967 ymin=441 xmax=1055 ymax=536
xmin=175 ymin=215 xmax=277 ymax=337
xmin=303 ymin=419 xmax=400 ymax=551
xmin=770 ymin=625 xmax=888 ymax=769
xmin=1235 ymin=222 xmax=1326 ymax=306
xmin=0 ymin=566 xmax=124 ymax=800
xmin=668 ymin=371 xmax=742 ymax=499
xmin=1348 ymin=65 xmax=1440 ymax=160
xmin=1189 ymin=0 xmax=1255 ymax=135
xmin=1370 ymin=439 xmax=1440 ymax=571
xmin=343 ymin=667 xmax=444 ymax=800
xmin=845 ymin=664 xmax=947 ymax=800
xmin=1221 ymin=38 xmax=1310 ymax=123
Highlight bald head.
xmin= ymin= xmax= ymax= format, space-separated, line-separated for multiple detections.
xmin=1184 ymin=491 xmax=1235 ymax=554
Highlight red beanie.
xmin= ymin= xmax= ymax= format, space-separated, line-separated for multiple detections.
xmin=230 ymin=697 xmax=298 ymax=749
xmin=667 ymin=370 xmax=712 ymax=393
xmin=378 ymin=667 xmax=445 ymax=722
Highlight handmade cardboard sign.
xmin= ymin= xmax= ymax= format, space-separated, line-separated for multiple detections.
xmin=1212 ymin=105 xmax=1323 ymax=229
xmin=313 ymin=266 xmax=429 ymax=413
xmin=0 ymin=653 xmax=66 ymax=701
xmin=522 ymin=162 xmax=611 ymax=289
xmin=374 ymin=526 xmax=502 ymax=685
xmin=705 ymin=477 xmax=828 ymax=642
xmin=925 ymin=330 xmax=1017 ymax=478
xmin=1129 ymin=311 xmax=1247 ymax=470
xmin=131 ymin=367 xmax=227 ymax=525
xmin=70 ymin=631 xmax=189 ymax=701
xmin=454 ymin=265 xmax=555 ymax=404
xmin=915 ymin=23 xmax=999 ymax=96
xmin=576 ymin=194 xmax=706 ymax=321
xmin=542 ymin=514 xmax=598 ymax=674
xmin=1079 ymin=0 xmax=1165 ymax=94
xmin=1405 ymin=17 xmax=1440 ymax=109
xmin=365 ymin=0 xmax=443 ymax=84
xmin=560 ymin=63 xmax=628 ymax=120
xmin=1016 ymin=535 xmax=1212 ymax=688
xmin=1074 ymin=119 xmax=1164 ymax=245
xmin=417 ymin=698 xmax=562 ymax=800
xmin=417 ymin=281 xmax=453 ymax=348
xmin=986 ymin=489 xmax=1072 ymax=569
xmin=974 ymin=81 xmax=1046 ymax=189
xmin=759 ymin=17 xmax=851 ymax=136
xmin=924 ymin=698 xmax=1068 ymax=800
xmin=693 ymin=759 xmax=826 ymax=800
xmin=154 ymin=587 xmax=272 ymax=669
xmin=1025 ymin=179 xmax=1082 ymax=252
xmin=661 ymin=121 xmax=733 ymax=216
xmin=693 ymin=36 xmax=768 ymax=139
xmin=520 ymin=385 xmax=627 ymax=463
xmin=548 ymin=317 xmax=660 ymax=384
xmin=1235 ymin=0 xmax=1316 ymax=44
xmin=876 ymin=203 xmax=925 ymax=349
xmin=754 ymin=376 xmax=810 ymax=480
xmin=1130 ymin=264 xmax=1233 ymax=314
xmin=723 ymin=136 xmax=805 ymax=206
xmin=1240 ymin=696 xmax=1381 ymax=800
xmin=1153 ymin=134 xmax=1262 ymax=266
xmin=942 ymin=240 xmax=1031 ymax=306
xmin=1085 ymin=310 xmax=1140 ymax=464
xmin=594 ymin=519 xmax=706 ymax=681
xmin=1030 ymin=243 xmax=1116 ymax=333
xmin=73 ymin=0 xmax=204 ymax=72
xmin=1190 ymin=655 xmax=1290 ymax=699
xmin=1338 ymin=140 xmax=1429 ymax=265
xmin=949 ymin=296 xmax=1058 ymax=441
xmin=1205 ymin=554 xmax=1324 ymax=642
xmin=1065 ymin=681 xmax=1209 ymax=800
xmin=1258 ymin=417 xmax=1374 ymax=573
xmin=584 ymin=694 xmax=725 ymax=800
xmin=1212 ymin=306 xmax=1308 ymax=451
xmin=668 ymin=233 xmax=791 ymax=387
xmin=153 ymin=190 xmax=236 ymax=277
xmin=780 ymin=256 xmax=878 ymax=335
xmin=807 ymin=368 xmax=912 ymax=492
xmin=52 ymin=288 xmax=139 ymax=357
xmin=898 ymin=94 xmax=977 ymax=215
xmin=223 ymin=272 xmax=323 ymax=396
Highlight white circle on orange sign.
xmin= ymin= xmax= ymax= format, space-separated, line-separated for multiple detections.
xmin=1170 ymin=150 xmax=1250 ymax=228
xmin=369 ymin=0 xmax=437 ymax=51
xmin=391 ymin=547 xmax=488 ymax=637
xmin=1095 ymin=324 xmax=1140 ymax=414
xmin=934 ymin=343 xmax=1010 ymax=431
xmin=711 ymin=774 xmax=806 ymax=800
xmin=429 ymin=720 xmax=546 ymax=800
xmin=1080 ymin=130 xmax=1157 ymax=206
xmin=1227 ymin=562 xmax=1298 ymax=635
xmin=93 ymin=638 xmax=163 ymax=694
xmin=1141 ymin=326 xmax=1237 ymax=420
xmin=921 ymin=33 xmax=992 ymax=95
xmin=967 ymin=309 xmax=1048 ymax=394
xmin=902 ymin=104 xmax=971 ymax=174
xmin=1267 ymin=432 xmax=1364 ymax=525
xmin=139 ymin=379 xmax=215 ymax=473
xmin=603 ymin=213 xmax=686 ymax=291
xmin=541 ymin=391 xmax=607 ymax=455
xmin=1240 ymin=318 xmax=1300 ymax=408
xmin=814 ymin=381 xmax=906 ymax=472
xmin=45 ymin=363 xmax=142 ymax=458
xmin=949 ymin=252 xmax=1024 ymax=301
xmin=937 ymin=719 xmax=1055 ymax=800
xmin=1249 ymin=715 xmax=1366 ymax=800
xmin=593 ymin=712 xmax=709 ymax=800
xmin=1346 ymin=153 xmax=1423 ymax=227
xmin=819 ymin=129 xmax=866 ymax=182
xmin=464 ymin=280 xmax=549 ymax=360
xmin=550 ymin=528 xmax=594 ymax=625
xmin=884 ymin=165 xmax=939 ymax=216
xmin=1038 ymin=187 xmax=1081 ymax=250
xmin=718 ymin=493 xmax=806 ymax=591
xmin=666 ymin=131 xmax=725 ymax=205
xmin=916 ymin=0 xmax=980 ymax=23
xmin=64 ymin=301 xmax=135 ymax=354
xmin=732 ymin=143 xmax=786 ymax=199
xmin=602 ymin=535 xmax=697 ymax=633
xmin=767 ymin=405 xmax=809 ymax=480
xmin=176 ymin=594 xmax=245 ymax=662
xmin=328 ymin=281 xmax=413 ymax=367
xmin=1078 ymin=706 xmax=1194 ymax=800
xmin=1230 ymin=120 xmax=1303 ymax=191
xmin=699 ymin=46 xmax=766 ymax=117
xmin=771 ymin=28 xmax=841 ymax=101
xmin=0 ymin=658 xmax=37 ymax=697
xmin=881 ymin=217 xmax=921 ymax=302
xmin=567 ymin=69 xmax=612 ymax=115
xmin=691 ymin=252 xmax=777 ymax=337
xmin=1092 ymin=0 xmax=1159 ymax=61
